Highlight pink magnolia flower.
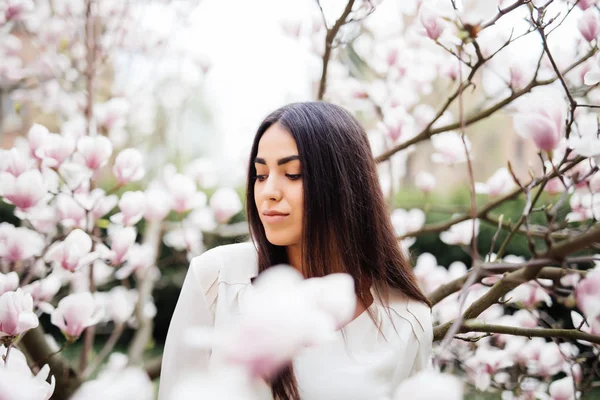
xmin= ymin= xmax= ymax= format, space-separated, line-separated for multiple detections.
xmin=209 ymin=188 xmax=242 ymax=224
xmin=378 ymin=107 xmax=416 ymax=143
xmin=0 ymin=272 xmax=19 ymax=296
xmin=74 ymin=188 xmax=118 ymax=221
xmin=0 ymin=169 xmax=47 ymax=211
xmin=0 ymin=223 xmax=45 ymax=263
xmin=578 ymin=8 xmax=600 ymax=42
xmin=50 ymin=292 xmax=104 ymax=341
xmin=183 ymin=158 xmax=218 ymax=188
xmin=1 ymin=0 xmax=34 ymax=23
xmin=415 ymin=171 xmax=436 ymax=193
xmin=575 ymin=268 xmax=600 ymax=322
xmin=440 ymin=219 xmax=480 ymax=246
xmin=393 ymin=369 xmax=463 ymax=400
xmin=45 ymin=229 xmax=98 ymax=272
xmin=0 ymin=344 xmax=55 ymax=400
xmin=110 ymin=191 xmax=146 ymax=226
xmin=391 ymin=208 xmax=426 ymax=238
xmin=22 ymin=276 xmax=62 ymax=309
xmin=548 ymin=376 xmax=577 ymax=400
xmin=36 ymin=132 xmax=75 ymax=168
xmin=584 ymin=53 xmax=600 ymax=85
xmin=115 ymin=243 xmax=156 ymax=280
xmin=113 ymin=148 xmax=145 ymax=185
xmin=431 ymin=131 xmax=472 ymax=164
xmin=74 ymin=135 xmax=113 ymax=170
xmin=507 ymin=280 xmax=552 ymax=308
xmin=578 ymin=0 xmax=598 ymax=10
xmin=414 ymin=253 xmax=448 ymax=295
xmin=70 ymin=361 xmax=153 ymax=400
xmin=99 ymin=226 xmax=137 ymax=266
xmin=55 ymin=193 xmax=87 ymax=229
xmin=513 ymin=89 xmax=565 ymax=152
xmin=0 ymin=364 xmax=54 ymax=400
xmin=475 ymin=168 xmax=515 ymax=196
xmin=0 ymin=148 xmax=34 ymax=177
xmin=26 ymin=124 xmax=50 ymax=160
xmin=0 ymin=288 xmax=39 ymax=338
xmin=163 ymin=225 xmax=204 ymax=261
xmin=167 ymin=174 xmax=206 ymax=213
xmin=186 ymin=266 xmax=356 ymax=380
xmin=419 ymin=4 xmax=445 ymax=41
xmin=143 ymin=187 xmax=172 ymax=221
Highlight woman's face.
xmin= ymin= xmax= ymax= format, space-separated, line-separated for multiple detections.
xmin=254 ymin=123 xmax=304 ymax=248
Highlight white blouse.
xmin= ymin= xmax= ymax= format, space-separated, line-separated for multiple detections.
xmin=158 ymin=242 xmax=433 ymax=400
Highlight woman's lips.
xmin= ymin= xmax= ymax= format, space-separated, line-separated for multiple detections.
xmin=262 ymin=213 xmax=289 ymax=223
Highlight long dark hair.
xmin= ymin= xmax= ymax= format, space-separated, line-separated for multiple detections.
xmin=245 ymin=102 xmax=430 ymax=400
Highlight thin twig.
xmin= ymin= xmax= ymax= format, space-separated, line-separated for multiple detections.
xmin=317 ymin=0 xmax=356 ymax=100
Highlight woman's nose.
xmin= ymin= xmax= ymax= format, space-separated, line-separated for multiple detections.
xmin=263 ymin=175 xmax=282 ymax=201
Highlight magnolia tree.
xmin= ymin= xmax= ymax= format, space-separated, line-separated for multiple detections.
xmin=1 ymin=0 xmax=600 ymax=399
xmin=0 ymin=0 xmax=243 ymax=399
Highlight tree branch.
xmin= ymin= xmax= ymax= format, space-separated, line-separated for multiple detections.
xmin=317 ymin=0 xmax=356 ymax=100
xmin=375 ymin=48 xmax=596 ymax=163
xmin=434 ymin=320 xmax=600 ymax=344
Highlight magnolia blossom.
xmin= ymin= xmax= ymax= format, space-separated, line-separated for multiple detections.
xmin=413 ymin=253 xmax=448 ymax=295
xmin=111 ymin=191 xmax=146 ymax=226
xmin=50 ymin=292 xmax=104 ymax=341
xmin=0 ymin=288 xmax=39 ymax=338
xmin=575 ymin=268 xmax=600 ymax=323
xmin=475 ymin=168 xmax=515 ymax=196
xmin=567 ymin=112 xmax=600 ymax=157
xmin=0 ymin=148 xmax=33 ymax=177
xmin=0 ymin=225 xmax=45 ymax=262
xmin=184 ymin=158 xmax=219 ymax=188
xmin=0 ymin=362 xmax=54 ymax=400
xmin=55 ymin=193 xmax=87 ymax=229
xmin=465 ymin=346 xmax=513 ymax=390
xmin=99 ymin=226 xmax=137 ymax=266
xmin=578 ymin=7 xmax=600 ymax=42
xmin=144 ymin=186 xmax=172 ymax=221
xmin=513 ymin=89 xmax=565 ymax=152
xmin=440 ymin=219 xmax=480 ymax=246
xmin=431 ymin=131 xmax=472 ymax=164
xmin=209 ymin=188 xmax=243 ymax=224
xmin=391 ymin=208 xmax=425 ymax=248
xmin=22 ymin=276 xmax=62 ymax=310
xmin=415 ymin=171 xmax=436 ymax=193
xmin=393 ymin=369 xmax=463 ymax=400
xmin=548 ymin=376 xmax=577 ymax=400
xmin=115 ymin=243 xmax=156 ymax=280
xmin=0 ymin=272 xmax=19 ymax=296
xmin=0 ymin=169 xmax=47 ymax=211
xmin=186 ymin=266 xmax=356 ymax=379
xmin=167 ymin=173 xmax=207 ymax=213
xmin=507 ymin=280 xmax=553 ymax=308
xmin=113 ymin=148 xmax=145 ymax=185
xmin=97 ymin=287 xmax=137 ymax=325
xmin=163 ymin=225 xmax=204 ymax=261
xmin=36 ymin=132 xmax=75 ymax=168
xmin=74 ymin=135 xmax=113 ymax=170
xmin=71 ymin=353 xmax=154 ymax=400
xmin=419 ymin=4 xmax=445 ymax=40
xmin=584 ymin=53 xmax=600 ymax=85
xmin=45 ymin=229 xmax=97 ymax=272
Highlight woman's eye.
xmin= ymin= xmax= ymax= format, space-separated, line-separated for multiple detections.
xmin=286 ymin=174 xmax=302 ymax=180
xmin=255 ymin=175 xmax=268 ymax=182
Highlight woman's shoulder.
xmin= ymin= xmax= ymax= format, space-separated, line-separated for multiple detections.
xmin=385 ymin=289 xmax=433 ymax=343
xmin=190 ymin=241 xmax=259 ymax=284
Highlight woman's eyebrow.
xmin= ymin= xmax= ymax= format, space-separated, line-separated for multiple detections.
xmin=254 ymin=155 xmax=300 ymax=166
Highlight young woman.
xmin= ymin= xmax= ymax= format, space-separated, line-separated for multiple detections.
xmin=159 ymin=102 xmax=432 ymax=400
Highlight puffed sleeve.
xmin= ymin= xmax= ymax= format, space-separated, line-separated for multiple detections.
xmin=157 ymin=250 xmax=221 ymax=400
xmin=390 ymin=300 xmax=434 ymax=388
